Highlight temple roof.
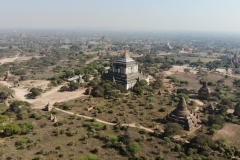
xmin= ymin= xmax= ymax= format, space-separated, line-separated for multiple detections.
xmin=115 ymin=50 xmax=135 ymax=63
xmin=122 ymin=49 xmax=130 ymax=58
xmin=172 ymin=97 xmax=190 ymax=117
xmin=199 ymin=82 xmax=211 ymax=92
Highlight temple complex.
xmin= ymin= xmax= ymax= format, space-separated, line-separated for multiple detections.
xmin=198 ymin=82 xmax=211 ymax=99
xmin=102 ymin=50 xmax=149 ymax=89
xmin=164 ymin=97 xmax=199 ymax=131
xmin=233 ymin=102 xmax=240 ymax=117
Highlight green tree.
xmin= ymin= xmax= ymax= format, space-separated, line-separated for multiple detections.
xmin=152 ymin=79 xmax=163 ymax=89
xmin=127 ymin=142 xmax=141 ymax=155
xmin=164 ymin=123 xmax=183 ymax=137
xmin=69 ymin=81 xmax=80 ymax=91
xmin=4 ymin=124 xmax=21 ymax=136
xmin=60 ymin=85 xmax=69 ymax=92
xmin=79 ymin=154 xmax=98 ymax=160
xmin=30 ymin=87 xmax=43 ymax=98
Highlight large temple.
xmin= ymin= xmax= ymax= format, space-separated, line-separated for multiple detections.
xmin=102 ymin=50 xmax=149 ymax=89
xmin=164 ymin=97 xmax=200 ymax=131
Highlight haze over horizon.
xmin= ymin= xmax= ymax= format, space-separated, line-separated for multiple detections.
xmin=1 ymin=0 xmax=240 ymax=33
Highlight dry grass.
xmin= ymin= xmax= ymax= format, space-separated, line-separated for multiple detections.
xmin=214 ymin=123 xmax=240 ymax=148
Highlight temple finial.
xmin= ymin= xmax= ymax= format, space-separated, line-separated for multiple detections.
xmin=122 ymin=47 xmax=129 ymax=58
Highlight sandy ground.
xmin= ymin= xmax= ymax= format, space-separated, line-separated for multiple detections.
xmin=85 ymin=56 xmax=99 ymax=64
xmin=164 ymin=65 xmax=234 ymax=77
xmin=18 ymin=80 xmax=50 ymax=90
xmin=0 ymin=52 xmax=43 ymax=65
xmin=214 ymin=123 xmax=240 ymax=147
xmin=0 ymin=53 xmax=21 ymax=64
xmin=164 ymin=65 xmax=198 ymax=76
xmin=227 ymin=109 xmax=234 ymax=114
xmin=0 ymin=80 xmax=87 ymax=109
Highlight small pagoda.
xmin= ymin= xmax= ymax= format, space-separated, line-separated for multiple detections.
xmin=204 ymin=103 xmax=217 ymax=114
xmin=164 ymin=97 xmax=199 ymax=131
xmin=198 ymin=82 xmax=211 ymax=99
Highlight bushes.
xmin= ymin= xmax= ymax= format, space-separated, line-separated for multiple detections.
xmin=79 ymin=154 xmax=98 ymax=160
xmin=160 ymin=106 xmax=167 ymax=112
xmin=0 ymin=115 xmax=9 ymax=123
xmin=164 ymin=123 xmax=183 ymax=137
xmin=127 ymin=142 xmax=141 ymax=155
xmin=15 ymin=138 xmax=28 ymax=147
xmin=18 ymin=122 xmax=35 ymax=135
xmin=62 ymin=103 xmax=73 ymax=110
xmin=3 ymin=121 xmax=35 ymax=136
xmin=83 ymin=121 xmax=103 ymax=131
xmin=54 ymin=120 xmax=66 ymax=127
xmin=30 ymin=87 xmax=43 ymax=98
xmin=4 ymin=124 xmax=21 ymax=136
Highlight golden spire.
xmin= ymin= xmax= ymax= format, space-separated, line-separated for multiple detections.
xmin=122 ymin=48 xmax=130 ymax=58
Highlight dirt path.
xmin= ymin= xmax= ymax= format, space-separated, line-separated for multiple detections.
xmin=55 ymin=108 xmax=154 ymax=133
xmin=85 ymin=56 xmax=99 ymax=64
xmin=0 ymin=51 xmax=44 ymax=65
xmin=0 ymin=52 xmax=21 ymax=64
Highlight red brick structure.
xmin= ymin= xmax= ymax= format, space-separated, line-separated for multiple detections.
xmin=198 ymin=82 xmax=211 ymax=99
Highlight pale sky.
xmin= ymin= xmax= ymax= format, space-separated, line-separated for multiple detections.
xmin=1 ymin=0 xmax=240 ymax=32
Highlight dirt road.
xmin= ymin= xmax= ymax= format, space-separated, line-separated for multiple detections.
xmin=0 ymin=52 xmax=43 ymax=65
xmin=85 ymin=56 xmax=99 ymax=64
xmin=55 ymin=108 xmax=154 ymax=133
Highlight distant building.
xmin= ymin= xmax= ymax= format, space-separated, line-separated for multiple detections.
xmin=100 ymin=35 xmax=110 ymax=42
xmin=164 ymin=97 xmax=200 ymax=131
xmin=165 ymin=41 xmax=173 ymax=50
xmin=231 ymin=54 xmax=238 ymax=65
xmin=67 ymin=75 xmax=85 ymax=84
xmin=198 ymin=82 xmax=211 ymax=99
xmin=102 ymin=50 xmax=149 ymax=89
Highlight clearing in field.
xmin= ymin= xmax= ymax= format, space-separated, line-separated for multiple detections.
xmin=214 ymin=123 xmax=240 ymax=148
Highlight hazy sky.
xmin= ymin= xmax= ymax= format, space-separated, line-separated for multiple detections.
xmin=1 ymin=0 xmax=240 ymax=32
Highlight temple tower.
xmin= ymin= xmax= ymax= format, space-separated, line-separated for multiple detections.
xmin=164 ymin=97 xmax=199 ymax=131
xmin=102 ymin=50 xmax=149 ymax=89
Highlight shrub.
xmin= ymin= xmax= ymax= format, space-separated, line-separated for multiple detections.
xmin=160 ymin=106 xmax=167 ymax=112
xmin=127 ymin=142 xmax=141 ymax=155
xmin=54 ymin=120 xmax=66 ymax=127
xmin=79 ymin=154 xmax=98 ymax=160
xmin=3 ymin=124 xmax=21 ymax=136
xmin=83 ymin=121 xmax=103 ymax=131
xmin=15 ymin=138 xmax=28 ymax=147
xmin=164 ymin=123 xmax=183 ymax=137
xmin=62 ymin=103 xmax=73 ymax=110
